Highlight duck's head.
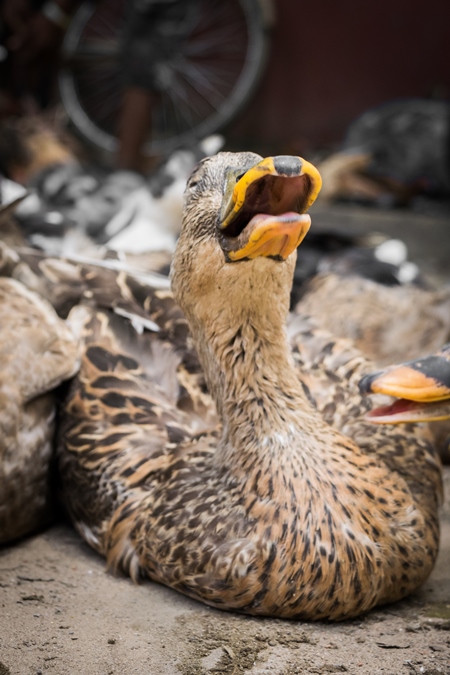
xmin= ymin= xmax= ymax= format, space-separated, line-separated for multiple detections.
xmin=359 ymin=344 xmax=450 ymax=423
xmin=171 ymin=152 xmax=321 ymax=328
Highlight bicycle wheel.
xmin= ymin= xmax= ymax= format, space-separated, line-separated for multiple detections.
xmin=59 ymin=0 xmax=272 ymax=157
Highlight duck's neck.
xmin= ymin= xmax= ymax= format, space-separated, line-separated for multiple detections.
xmin=189 ymin=303 xmax=315 ymax=471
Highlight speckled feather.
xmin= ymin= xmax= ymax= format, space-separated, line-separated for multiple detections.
xmin=51 ymin=153 xmax=443 ymax=620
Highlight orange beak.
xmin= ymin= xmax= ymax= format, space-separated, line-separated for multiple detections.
xmin=219 ymin=155 xmax=322 ymax=262
xmin=359 ymin=348 xmax=450 ymax=423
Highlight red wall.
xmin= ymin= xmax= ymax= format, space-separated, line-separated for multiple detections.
xmin=229 ymin=0 xmax=450 ymax=154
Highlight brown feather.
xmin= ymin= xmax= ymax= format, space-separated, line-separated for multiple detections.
xmin=295 ymin=273 xmax=450 ymax=366
xmin=52 ymin=153 xmax=441 ymax=620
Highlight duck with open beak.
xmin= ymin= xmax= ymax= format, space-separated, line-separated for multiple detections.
xmin=359 ymin=344 xmax=450 ymax=423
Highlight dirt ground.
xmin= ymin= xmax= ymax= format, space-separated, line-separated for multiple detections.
xmin=1 ymin=203 xmax=450 ymax=675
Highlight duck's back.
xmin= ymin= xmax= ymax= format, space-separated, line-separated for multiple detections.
xmin=57 ymin=295 xmax=218 ymax=557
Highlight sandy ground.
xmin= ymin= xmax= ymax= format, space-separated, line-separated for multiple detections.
xmin=1 ymin=203 xmax=450 ymax=675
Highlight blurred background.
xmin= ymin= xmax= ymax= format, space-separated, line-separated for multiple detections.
xmin=0 ymin=0 xmax=449 ymax=281
xmin=230 ymin=0 xmax=450 ymax=155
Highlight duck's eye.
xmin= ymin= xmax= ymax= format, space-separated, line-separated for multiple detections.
xmin=187 ymin=158 xmax=209 ymax=188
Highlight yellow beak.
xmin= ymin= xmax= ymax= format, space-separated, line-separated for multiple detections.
xmin=219 ymin=155 xmax=322 ymax=262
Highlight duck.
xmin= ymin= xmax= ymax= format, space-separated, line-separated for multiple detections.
xmin=51 ymin=151 xmax=442 ymax=621
xmin=0 ymin=276 xmax=80 ymax=543
xmin=292 ymin=258 xmax=450 ymax=461
xmin=359 ymin=345 xmax=450 ymax=464
xmin=316 ymin=99 xmax=450 ymax=207
xmin=359 ymin=343 xmax=450 ymax=423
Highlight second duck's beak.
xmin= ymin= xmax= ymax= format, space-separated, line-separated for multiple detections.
xmin=359 ymin=350 xmax=450 ymax=423
xmin=219 ymin=156 xmax=322 ymax=262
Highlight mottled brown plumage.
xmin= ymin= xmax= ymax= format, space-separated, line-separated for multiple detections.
xmin=0 ymin=242 xmax=172 ymax=320
xmin=296 ymin=273 xmax=450 ymax=367
xmin=0 ymin=278 xmax=80 ymax=543
xmin=56 ymin=152 xmax=442 ymax=620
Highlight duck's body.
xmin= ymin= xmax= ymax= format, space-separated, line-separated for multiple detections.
xmin=0 ymin=277 xmax=80 ymax=543
xmin=59 ymin=307 xmax=440 ymax=619
xmin=52 ymin=152 xmax=442 ymax=620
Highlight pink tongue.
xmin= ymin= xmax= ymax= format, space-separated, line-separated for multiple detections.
xmin=367 ymin=398 xmax=422 ymax=418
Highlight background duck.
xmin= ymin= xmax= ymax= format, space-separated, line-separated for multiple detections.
xmin=360 ymin=344 xmax=450 ymax=463
xmin=0 ymin=277 xmax=80 ymax=543
xmin=293 ymin=247 xmax=450 ymax=462
xmin=49 ymin=152 xmax=441 ymax=620
xmin=316 ymin=99 xmax=450 ymax=207
xmin=360 ymin=343 xmax=450 ymax=421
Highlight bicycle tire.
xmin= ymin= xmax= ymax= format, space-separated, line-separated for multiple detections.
xmin=59 ymin=0 xmax=272 ymax=157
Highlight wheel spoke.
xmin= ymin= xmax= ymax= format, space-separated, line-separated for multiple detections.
xmin=164 ymin=84 xmax=197 ymax=133
xmin=172 ymin=60 xmax=228 ymax=104
xmin=75 ymin=69 xmax=120 ymax=96
xmin=185 ymin=26 xmax=247 ymax=58
xmin=89 ymin=4 xmax=123 ymax=37
xmin=60 ymin=0 xmax=267 ymax=155
xmin=68 ymin=42 xmax=120 ymax=59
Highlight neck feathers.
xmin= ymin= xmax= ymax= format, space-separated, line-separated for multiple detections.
xmin=191 ymin=309 xmax=315 ymax=458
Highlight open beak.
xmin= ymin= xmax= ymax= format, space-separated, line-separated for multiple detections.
xmin=219 ymin=155 xmax=322 ymax=261
xmin=359 ymin=347 xmax=450 ymax=423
